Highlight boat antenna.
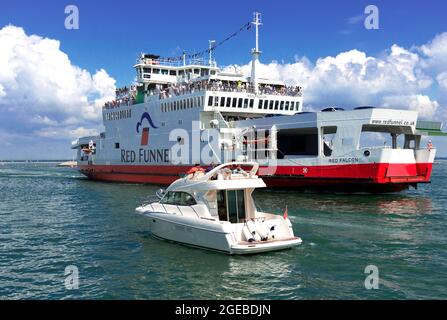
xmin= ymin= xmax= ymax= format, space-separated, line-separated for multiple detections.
xmin=250 ymin=12 xmax=262 ymax=94
xmin=208 ymin=40 xmax=216 ymax=66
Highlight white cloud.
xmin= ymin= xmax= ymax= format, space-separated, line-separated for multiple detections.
xmin=382 ymin=94 xmax=439 ymax=118
xmin=0 ymin=25 xmax=116 ymax=140
xmin=35 ymin=126 xmax=99 ymax=139
xmin=437 ymin=72 xmax=447 ymax=91
xmin=420 ymin=32 xmax=447 ymax=73
xmin=347 ymin=15 xmax=364 ymax=25
xmin=225 ymin=34 xmax=447 ymax=120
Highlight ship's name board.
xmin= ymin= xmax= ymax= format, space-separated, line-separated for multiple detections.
xmin=370 ymin=119 xmax=415 ymax=126
xmin=121 ymin=149 xmax=169 ymax=163
xmin=328 ymin=157 xmax=360 ymax=164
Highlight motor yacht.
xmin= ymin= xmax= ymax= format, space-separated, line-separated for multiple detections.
xmin=136 ymin=162 xmax=302 ymax=254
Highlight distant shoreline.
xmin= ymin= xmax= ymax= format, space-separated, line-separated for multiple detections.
xmin=1 ymin=158 xmax=447 ymax=162
xmin=0 ymin=160 xmax=72 ymax=163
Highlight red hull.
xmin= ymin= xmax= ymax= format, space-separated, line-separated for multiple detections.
xmin=79 ymin=162 xmax=433 ymax=193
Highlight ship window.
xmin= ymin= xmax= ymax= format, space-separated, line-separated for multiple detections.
xmin=280 ymin=101 xmax=284 ymax=110
xmin=194 ymin=69 xmax=200 ymax=74
xmin=238 ymin=98 xmax=243 ymax=108
xmin=232 ymin=98 xmax=237 ymax=108
xmin=296 ymin=101 xmax=300 ymax=111
xmin=275 ymin=101 xmax=279 ymax=110
xmin=226 ymin=97 xmax=231 ymax=107
xmin=322 ymin=126 xmax=337 ymax=157
xmin=277 ymin=128 xmax=319 ymax=158
xmin=269 ymin=100 xmax=274 ymax=110
xmin=243 ymin=99 xmax=249 ymax=108
xmin=290 ymin=101 xmax=295 ymax=111
xmin=258 ymin=99 xmax=263 ymax=109
xmin=208 ymin=96 xmax=213 ymax=106
xmin=161 ymin=69 xmax=168 ymax=75
xmin=263 ymin=100 xmax=268 ymax=109
xmin=115 ymin=143 xmax=120 ymax=149
xmin=285 ymin=101 xmax=290 ymax=110
xmin=214 ymin=96 xmax=219 ymax=107
xmin=179 ymin=70 xmax=185 ymax=76
xmin=360 ymin=125 xmax=407 ymax=149
xmin=160 ymin=192 xmax=197 ymax=206
xmin=153 ymin=68 xmax=160 ymax=74
xmin=249 ymin=99 xmax=254 ymax=108
xmin=169 ymin=70 xmax=176 ymax=76
xmin=220 ymin=97 xmax=225 ymax=107
xmin=210 ymin=71 xmax=216 ymax=75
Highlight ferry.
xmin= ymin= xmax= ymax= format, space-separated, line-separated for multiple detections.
xmin=136 ymin=162 xmax=302 ymax=254
xmin=72 ymin=13 xmax=446 ymax=193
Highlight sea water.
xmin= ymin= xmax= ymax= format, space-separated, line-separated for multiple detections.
xmin=0 ymin=161 xmax=446 ymax=299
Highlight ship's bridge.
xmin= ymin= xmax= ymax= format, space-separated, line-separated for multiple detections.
xmin=134 ymin=54 xmax=220 ymax=85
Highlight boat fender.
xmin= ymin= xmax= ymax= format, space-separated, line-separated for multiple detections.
xmin=246 ymin=220 xmax=261 ymax=242
xmin=242 ymin=225 xmax=255 ymax=242
xmin=254 ymin=220 xmax=270 ymax=241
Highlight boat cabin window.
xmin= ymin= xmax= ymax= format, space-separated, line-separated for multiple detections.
xmin=160 ymin=192 xmax=197 ymax=206
xmin=217 ymin=190 xmax=245 ymax=223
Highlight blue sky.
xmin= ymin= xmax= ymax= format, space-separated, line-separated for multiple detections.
xmin=0 ymin=0 xmax=446 ymax=159
xmin=2 ymin=0 xmax=446 ymax=86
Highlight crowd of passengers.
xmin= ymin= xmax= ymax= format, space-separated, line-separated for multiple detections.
xmin=103 ymin=80 xmax=302 ymax=109
xmin=103 ymin=86 xmax=137 ymax=109
xmin=157 ymin=80 xmax=302 ymax=99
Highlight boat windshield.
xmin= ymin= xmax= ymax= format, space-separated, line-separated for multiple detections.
xmin=160 ymin=191 xmax=197 ymax=206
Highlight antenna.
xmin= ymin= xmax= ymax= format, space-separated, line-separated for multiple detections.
xmin=250 ymin=12 xmax=262 ymax=94
xmin=252 ymin=12 xmax=262 ymax=54
xmin=208 ymin=40 xmax=216 ymax=66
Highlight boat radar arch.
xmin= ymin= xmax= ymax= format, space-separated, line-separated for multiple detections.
xmin=165 ymin=162 xmax=265 ymax=193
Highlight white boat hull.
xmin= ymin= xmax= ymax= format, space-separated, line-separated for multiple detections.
xmin=139 ymin=210 xmax=301 ymax=255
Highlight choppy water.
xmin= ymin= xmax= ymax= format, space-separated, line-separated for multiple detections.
xmin=0 ymin=161 xmax=446 ymax=299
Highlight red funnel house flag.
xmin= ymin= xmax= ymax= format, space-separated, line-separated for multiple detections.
xmin=141 ymin=127 xmax=150 ymax=145
xmin=283 ymin=205 xmax=288 ymax=219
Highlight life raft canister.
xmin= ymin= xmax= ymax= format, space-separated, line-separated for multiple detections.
xmin=254 ymin=220 xmax=270 ymax=241
xmin=242 ymin=225 xmax=255 ymax=242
